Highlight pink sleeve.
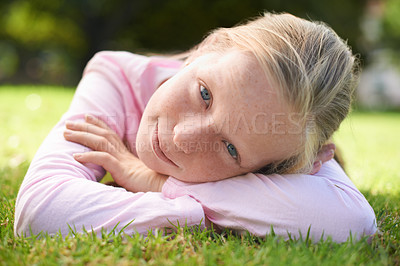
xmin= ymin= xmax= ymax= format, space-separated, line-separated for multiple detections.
xmin=14 ymin=51 xmax=205 ymax=236
xmin=162 ymin=159 xmax=377 ymax=242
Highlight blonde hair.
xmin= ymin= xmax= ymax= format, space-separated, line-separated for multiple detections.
xmin=185 ymin=12 xmax=359 ymax=174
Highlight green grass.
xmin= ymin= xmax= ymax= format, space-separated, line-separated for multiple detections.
xmin=1 ymin=85 xmax=399 ymax=265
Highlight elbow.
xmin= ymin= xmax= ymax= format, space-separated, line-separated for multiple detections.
xmin=347 ymin=205 xmax=377 ymax=240
xmin=14 ymin=178 xmax=57 ymax=237
xmin=299 ymin=193 xmax=378 ymax=243
xmin=14 ymin=190 xmax=32 ymax=237
xmin=322 ymin=203 xmax=377 ymax=243
xmin=14 ymin=184 xmax=40 ymax=237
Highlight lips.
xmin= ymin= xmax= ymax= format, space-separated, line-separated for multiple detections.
xmin=152 ymin=121 xmax=178 ymax=167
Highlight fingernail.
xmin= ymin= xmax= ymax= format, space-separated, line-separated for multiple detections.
xmin=65 ymin=120 xmax=74 ymax=126
xmin=64 ymin=129 xmax=72 ymax=136
xmin=73 ymin=153 xmax=82 ymax=159
xmin=85 ymin=114 xmax=94 ymax=121
xmin=313 ymin=160 xmax=322 ymax=167
xmin=324 ymin=149 xmax=334 ymax=156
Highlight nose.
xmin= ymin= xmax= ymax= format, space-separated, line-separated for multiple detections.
xmin=173 ymin=115 xmax=215 ymax=154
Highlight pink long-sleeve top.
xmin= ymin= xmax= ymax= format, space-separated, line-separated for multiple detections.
xmin=14 ymin=51 xmax=377 ymax=242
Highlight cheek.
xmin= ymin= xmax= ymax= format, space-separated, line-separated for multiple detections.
xmin=150 ymin=87 xmax=184 ymax=118
xmin=157 ymin=73 xmax=195 ymax=110
xmin=176 ymin=155 xmax=239 ymax=182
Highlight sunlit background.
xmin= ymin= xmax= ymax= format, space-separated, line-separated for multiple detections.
xmin=1 ymin=3 xmax=400 ymax=261
xmin=0 ymin=0 xmax=399 ymax=110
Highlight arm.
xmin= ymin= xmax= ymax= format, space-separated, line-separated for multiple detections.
xmin=162 ymin=160 xmax=377 ymax=243
xmin=14 ymin=52 xmax=204 ymax=237
xmin=64 ymin=117 xmax=371 ymax=242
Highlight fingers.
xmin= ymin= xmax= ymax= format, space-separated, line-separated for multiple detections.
xmin=65 ymin=120 xmax=108 ymax=138
xmin=311 ymin=143 xmax=336 ymax=175
xmin=310 ymin=160 xmax=322 ymax=175
xmin=315 ymin=143 xmax=336 ymax=163
xmin=64 ymin=129 xmax=117 ymax=153
xmin=84 ymin=114 xmax=112 ymax=130
xmin=73 ymin=151 xmax=122 ymax=179
xmin=64 ymin=114 xmax=126 ymax=152
xmin=65 ymin=114 xmax=114 ymax=138
xmin=319 ymin=143 xmax=336 ymax=155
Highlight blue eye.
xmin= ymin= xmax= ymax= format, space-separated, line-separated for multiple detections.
xmin=225 ymin=142 xmax=238 ymax=159
xmin=200 ymin=85 xmax=211 ymax=107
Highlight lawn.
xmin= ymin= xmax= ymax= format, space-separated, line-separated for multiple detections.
xmin=1 ymin=85 xmax=399 ymax=265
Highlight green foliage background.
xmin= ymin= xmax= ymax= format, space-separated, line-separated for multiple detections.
xmin=1 ymin=1 xmax=399 ymax=263
xmin=0 ymin=0 xmax=370 ymax=85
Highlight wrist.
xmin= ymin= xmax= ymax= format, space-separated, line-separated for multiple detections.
xmin=118 ymin=161 xmax=168 ymax=193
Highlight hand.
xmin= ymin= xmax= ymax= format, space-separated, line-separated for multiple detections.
xmin=64 ymin=114 xmax=168 ymax=192
xmin=310 ymin=143 xmax=336 ymax=175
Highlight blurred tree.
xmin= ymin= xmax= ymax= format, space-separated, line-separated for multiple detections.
xmin=0 ymin=0 xmax=367 ymax=85
xmin=382 ymin=0 xmax=400 ymax=64
xmin=0 ymin=0 xmax=87 ymax=84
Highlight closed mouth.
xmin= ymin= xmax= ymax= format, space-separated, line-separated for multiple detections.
xmin=152 ymin=121 xmax=178 ymax=168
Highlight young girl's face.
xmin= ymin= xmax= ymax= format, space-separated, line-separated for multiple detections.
xmin=136 ymin=50 xmax=302 ymax=182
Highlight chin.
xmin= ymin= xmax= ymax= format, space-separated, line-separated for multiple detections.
xmin=169 ymin=171 xmax=208 ymax=183
xmin=138 ymin=152 xmax=169 ymax=175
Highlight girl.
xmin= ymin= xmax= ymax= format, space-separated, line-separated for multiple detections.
xmin=14 ymin=12 xmax=377 ymax=242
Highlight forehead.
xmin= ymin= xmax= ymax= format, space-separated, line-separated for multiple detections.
xmin=198 ymin=50 xmax=258 ymax=78
xmin=197 ymin=50 xmax=276 ymax=100
xmin=197 ymin=51 xmax=302 ymax=169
